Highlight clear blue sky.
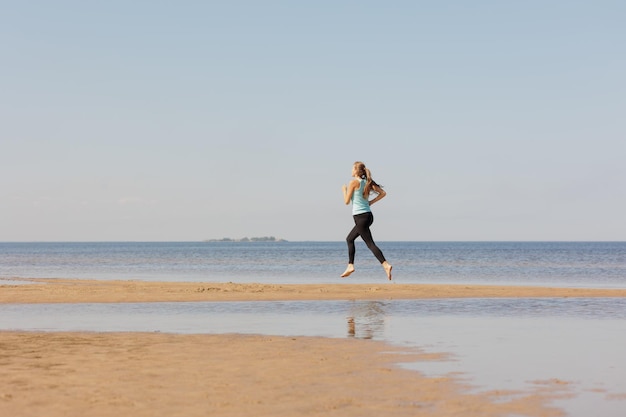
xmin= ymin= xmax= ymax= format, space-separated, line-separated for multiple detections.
xmin=2 ymin=1 xmax=625 ymax=241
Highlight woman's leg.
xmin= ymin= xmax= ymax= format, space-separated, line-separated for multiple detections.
xmin=355 ymin=213 xmax=393 ymax=280
xmin=356 ymin=213 xmax=386 ymax=263
xmin=341 ymin=224 xmax=360 ymax=277
xmin=346 ymin=224 xmax=360 ymax=264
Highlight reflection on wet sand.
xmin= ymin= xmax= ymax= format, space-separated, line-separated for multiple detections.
xmin=347 ymin=301 xmax=386 ymax=339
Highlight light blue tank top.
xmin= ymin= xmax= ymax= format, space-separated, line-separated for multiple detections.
xmin=352 ymin=178 xmax=371 ymax=215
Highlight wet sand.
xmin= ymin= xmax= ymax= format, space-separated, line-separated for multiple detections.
xmin=2 ymin=278 xmax=626 ymax=304
xmin=0 ymin=331 xmax=571 ymax=417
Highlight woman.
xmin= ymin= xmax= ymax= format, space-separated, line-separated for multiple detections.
xmin=341 ymin=161 xmax=392 ymax=280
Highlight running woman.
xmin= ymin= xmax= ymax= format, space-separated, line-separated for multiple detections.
xmin=341 ymin=161 xmax=392 ymax=280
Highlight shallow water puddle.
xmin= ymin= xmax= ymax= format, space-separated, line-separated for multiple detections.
xmin=2 ymin=298 xmax=626 ymax=416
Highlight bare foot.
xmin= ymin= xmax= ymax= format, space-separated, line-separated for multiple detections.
xmin=383 ymin=262 xmax=392 ymax=281
xmin=341 ymin=265 xmax=355 ymax=278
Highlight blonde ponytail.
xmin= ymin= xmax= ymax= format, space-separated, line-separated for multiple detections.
xmin=353 ymin=161 xmax=381 ymax=198
xmin=363 ymin=167 xmax=373 ymax=198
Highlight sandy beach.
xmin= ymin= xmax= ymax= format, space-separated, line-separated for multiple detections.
xmin=3 ymin=278 xmax=626 ymax=304
xmin=3 ymin=279 xmax=625 ymax=416
xmin=1 ymin=331 xmax=573 ymax=417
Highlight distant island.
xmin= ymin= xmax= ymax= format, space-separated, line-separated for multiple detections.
xmin=203 ymin=236 xmax=288 ymax=242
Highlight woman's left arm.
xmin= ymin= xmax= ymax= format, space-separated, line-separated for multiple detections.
xmin=368 ymin=183 xmax=387 ymax=206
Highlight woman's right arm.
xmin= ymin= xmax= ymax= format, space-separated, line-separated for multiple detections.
xmin=342 ymin=180 xmax=359 ymax=205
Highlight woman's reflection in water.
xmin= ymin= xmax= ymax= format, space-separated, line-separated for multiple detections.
xmin=347 ymin=301 xmax=386 ymax=339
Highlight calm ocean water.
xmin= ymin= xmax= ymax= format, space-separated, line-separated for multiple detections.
xmin=1 ymin=241 xmax=625 ymax=287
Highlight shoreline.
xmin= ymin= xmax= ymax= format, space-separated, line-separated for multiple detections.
xmin=2 ymin=278 xmax=626 ymax=304
xmin=3 ymin=278 xmax=617 ymax=416
xmin=0 ymin=331 xmax=571 ymax=417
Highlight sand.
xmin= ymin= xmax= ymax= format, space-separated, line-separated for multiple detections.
xmin=1 ymin=332 xmax=572 ymax=417
xmin=2 ymin=277 xmax=626 ymax=304
xmin=3 ymin=278 xmax=623 ymax=416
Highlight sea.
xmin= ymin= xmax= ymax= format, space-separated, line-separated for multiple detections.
xmin=1 ymin=241 xmax=625 ymax=287
xmin=2 ymin=241 xmax=626 ymax=416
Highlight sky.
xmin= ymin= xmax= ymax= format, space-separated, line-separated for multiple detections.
xmin=1 ymin=1 xmax=625 ymax=242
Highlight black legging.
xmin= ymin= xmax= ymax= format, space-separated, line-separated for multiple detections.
xmin=346 ymin=212 xmax=386 ymax=264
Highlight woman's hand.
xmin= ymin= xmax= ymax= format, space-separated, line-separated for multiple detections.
xmin=342 ymin=181 xmax=358 ymax=205
xmin=368 ymin=183 xmax=387 ymax=206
